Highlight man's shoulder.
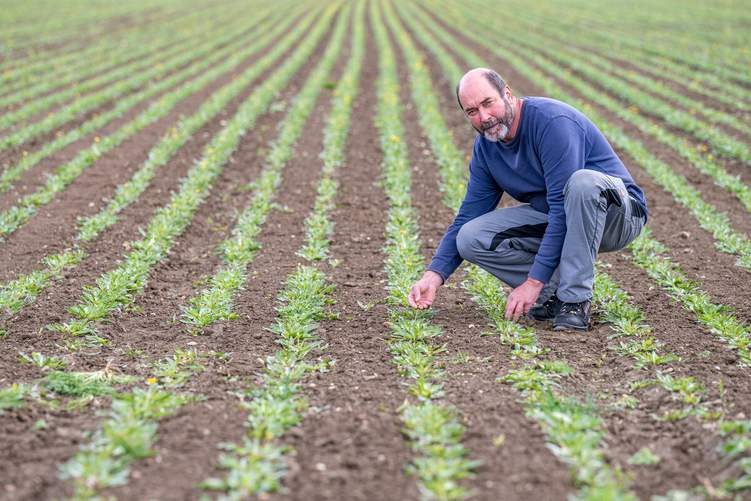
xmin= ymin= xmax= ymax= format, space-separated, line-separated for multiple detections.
xmin=523 ymin=97 xmax=584 ymax=122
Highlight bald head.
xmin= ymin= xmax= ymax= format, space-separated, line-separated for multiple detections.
xmin=455 ymin=68 xmax=506 ymax=110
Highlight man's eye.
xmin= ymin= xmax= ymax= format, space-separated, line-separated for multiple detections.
xmin=467 ymin=110 xmax=477 ymax=116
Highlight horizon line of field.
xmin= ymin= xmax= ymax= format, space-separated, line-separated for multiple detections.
xmin=0 ymin=0 xmax=249 ymax=101
xmin=0 ymin=0 xmax=239 ymax=62
xmin=0 ymin=1 xmax=258 ymax=116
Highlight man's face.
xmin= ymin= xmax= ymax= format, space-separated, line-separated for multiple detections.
xmin=459 ymin=77 xmax=514 ymax=142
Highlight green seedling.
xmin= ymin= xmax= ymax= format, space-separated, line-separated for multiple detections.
xmin=0 ymin=383 xmax=37 ymax=413
xmin=42 ymin=370 xmax=136 ymax=397
xmin=18 ymin=351 xmax=66 ymax=370
xmin=628 ymin=447 xmax=661 ymax=466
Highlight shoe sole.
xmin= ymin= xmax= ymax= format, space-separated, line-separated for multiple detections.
xmin=528 ymin=314 xmax=555 ymax=322
xmin=553 ymin=322 xmax=589 ymax=331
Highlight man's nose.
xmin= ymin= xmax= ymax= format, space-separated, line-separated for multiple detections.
xmin=478 ymin=108 xmax=490 ymax=122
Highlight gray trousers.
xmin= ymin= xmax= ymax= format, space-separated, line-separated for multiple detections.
xmin=456 ymin=170 xmax=646 ymax=303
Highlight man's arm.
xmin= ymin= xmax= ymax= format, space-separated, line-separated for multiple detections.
xmin=408 ymin=144 xmax=502 ymax=309
xmin=425 ymin=150 xmax=502 ymax=281
xmin=529 ymin=116 xmax=586 ymax=283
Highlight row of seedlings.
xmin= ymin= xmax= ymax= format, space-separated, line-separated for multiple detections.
xmin=178 ymin=1 xmax=349 ymax=334
xmin=389 ymin=2 xmax=636 ymax=497
xmin=0 ymin=4 xmax=310 ymax=320
xmin=419 ymin=0 xmax=751 ymax=273
xmin=58 ymin=348 xmax=207 ymax=500
xmin=401 ymin=4 xmax=751 ymax=496
xmin=0 ymin=362 xmax=136 ymax=416
xmin=0 ymin=4 xmax=291 ymax=193
xmin=371 ymin=2 xmax=478 ymax=499
xmin=415 ymin=0 xmax=751 ymax=361
xmin=42 ymin=6 xmax=338 ymax=345
xmin=0 ymin=2 xmax=311 ymax=242
xmin=593 ymin=268 xmax=751 ymax=496
xmin=518 ymin=10 xmax=751 ymax=112
xmin=0 ymin=3 xmax=270 ymax=148
xmin=202 ymin=8 xmax=366 ymax=495
xmin=532 ymin=3 xmax=751 ymax=87
xmin=628 ymin=229 xmax=751 ymax=366
xmin=546 ymin=39 xmax=751 ymax=137
xmin=0 ymin=4 xmax=240 ymax=108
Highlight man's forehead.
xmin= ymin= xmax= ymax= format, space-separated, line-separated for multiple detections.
xmin=459 ymin=74 xmax=499 ymax=101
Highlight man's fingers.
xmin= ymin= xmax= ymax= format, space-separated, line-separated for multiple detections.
xmin=504 ymin=297 xmax=515 ymax=320
xmin=408 ymin=286 xmax=420 ymax=308
xmin=513 ymin=301 xmax=525 ymax=321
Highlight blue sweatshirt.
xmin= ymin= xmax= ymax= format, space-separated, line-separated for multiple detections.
xmin=428 ymin=97 xmax=648 ymax=284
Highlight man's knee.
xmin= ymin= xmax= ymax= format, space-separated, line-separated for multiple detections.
xmin=565 ymin=170 xmax=625 ymax=210
xmin=564 ymin=169 xmax=602 ymax=199
xmin=456 ymin=220 xmax=482 ymax=262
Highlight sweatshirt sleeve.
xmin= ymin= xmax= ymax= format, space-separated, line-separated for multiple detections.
xmin=427 ymin=143 xmax=502 ymax=283
xmin=528 ymin=116 xmax=587 ymax=283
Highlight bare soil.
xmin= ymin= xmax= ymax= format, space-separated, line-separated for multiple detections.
xmin=2 ymin=5 xmax=751 ymax=501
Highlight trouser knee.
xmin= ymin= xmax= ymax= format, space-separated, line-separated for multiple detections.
xmin=564 ymin=169 xmax=602 ymax=201
xmin=565 ymin=169 xmax=625 ymax=211
xmin=456 ymin=221 xmax=480 ymax=262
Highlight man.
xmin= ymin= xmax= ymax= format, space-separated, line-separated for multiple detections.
xmin=407 ymin=68 xmax=648 ymax=330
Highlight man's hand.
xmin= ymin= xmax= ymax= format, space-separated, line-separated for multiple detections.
xmin=408 ymin=271 xmax=444 ymax=309
xmin=505 ymin=278 xmax=544 ymax=321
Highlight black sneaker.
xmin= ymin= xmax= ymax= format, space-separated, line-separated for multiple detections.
xmin=553 ymin=300 xmax=591 ymax=331
xmin=528 ymin=295 xmax=563 ymax=321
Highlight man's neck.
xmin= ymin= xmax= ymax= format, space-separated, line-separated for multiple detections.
xmin=502 ymin=97 xmax=524 ymax=143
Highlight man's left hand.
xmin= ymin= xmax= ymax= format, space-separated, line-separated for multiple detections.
xmin=505 ymin=278 xmax=544 ymax=321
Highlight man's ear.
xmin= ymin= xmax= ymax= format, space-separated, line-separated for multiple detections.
xmin=503 ymin=85 xmax=512 ymax=100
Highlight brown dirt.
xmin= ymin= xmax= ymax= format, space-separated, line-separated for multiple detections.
xmin=277 ymin=16 xmax=421 ymax=500
xmin=0 ymin=18 xmax=261 ymax=193
xmin=2 ymin=3 xmax=751 ymax=501
xmin=0 ymin=15 xmax=329 ymax=500
xmin=0 ymin=15 xmax=306 ymax=283
xmin=388 ymin=16 xmax=574 ymax=499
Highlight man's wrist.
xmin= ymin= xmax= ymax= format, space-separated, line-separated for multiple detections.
xmin=526 ymin=277 xmax=544 ymax=288
xmin=425 ymin=270 xmax=445 ymax=286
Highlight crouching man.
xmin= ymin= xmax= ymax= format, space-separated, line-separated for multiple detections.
xmin=407 ymin=68 xmax=648 ymax=330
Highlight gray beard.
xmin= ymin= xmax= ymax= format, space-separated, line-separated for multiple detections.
xmin=479 ymin=97 xmax=515 ymax=142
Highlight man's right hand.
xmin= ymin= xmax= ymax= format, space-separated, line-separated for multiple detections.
xmin=408 ymin=271 xmax=444 ymax=309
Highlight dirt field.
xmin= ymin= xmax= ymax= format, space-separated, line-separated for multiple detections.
xmin=1 ymin=1 xmax=750 ymax=499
